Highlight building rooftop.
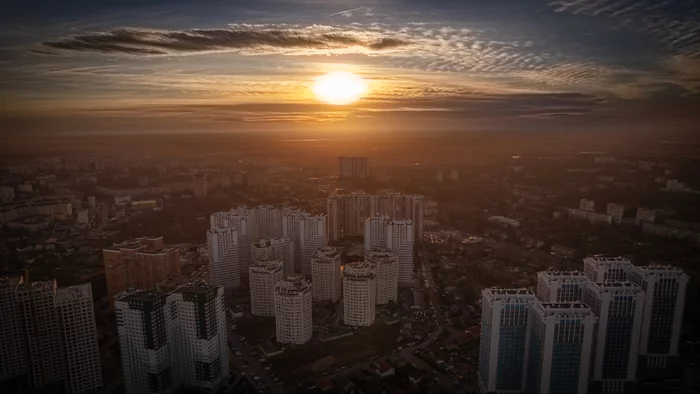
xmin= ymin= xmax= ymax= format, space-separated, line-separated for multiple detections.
xmin=584 ymin=255 xmax=632 ymax=264
xmin=539 ymin=270 xmax=586 ymax=278
xmin=250 ymin=257 xmax=284 ymax=273
xmin=275 ymin=275 xmax=311 ymax=295
xmin=344 ymin=262 xmax=376 ymax=279
xmin=312 ymin=246 xmax=340 ymax=261
xmin=365 ymin=247 xmax=397 ymax=262
xmin=117 ymin=289 xmax=165 ymax=303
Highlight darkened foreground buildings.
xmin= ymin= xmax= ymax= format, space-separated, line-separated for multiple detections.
xmin=115 ymin=283 xmax=229 ymax=394
xmin=478 ymin=257 xmax=688 ymax=394
xmin=0 ymin=274 xmax=103 ymax=393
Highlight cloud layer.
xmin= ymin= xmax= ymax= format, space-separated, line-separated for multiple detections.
xmin=33 ymin=25 xmax=412 ymax=56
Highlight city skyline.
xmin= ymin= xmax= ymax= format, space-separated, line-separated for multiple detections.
xmin=2 ymin=0 xmax=700 ymax=134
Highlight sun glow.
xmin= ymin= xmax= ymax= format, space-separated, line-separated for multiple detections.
xmin=313 ymin=71 xmax=368 ymax=105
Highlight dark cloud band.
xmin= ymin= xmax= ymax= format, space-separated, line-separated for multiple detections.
xmin=32 ymin=25 xmax=412 ymax=56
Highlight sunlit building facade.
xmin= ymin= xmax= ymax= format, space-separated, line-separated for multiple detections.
xmin=366 ymin=247 xmax=398 ymax=305
xmin=343 ymin=262 xmax=377 ymax=327
xmin=310 ymin=246 xmax=342 ymax=303
xmin=274 ymin=275 xmax=313 ymax=345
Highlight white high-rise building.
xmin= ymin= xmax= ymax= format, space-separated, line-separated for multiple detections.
xmin=536 ymin=270 xmax=589 ymax=302
xmin=0 ymin=277 xmax=26 ymax=381
xmin=343 ymin=262 xmax=377 ymax=327
xmin=169 ymin=284 xmax=229 ymax=392
xmin=364 ymin=215 xmax=389 ymax=253
xmin=282 ymin=209 xmax=304 ymax=273
xmin=54 ymin=284 xmax=103 ymax=394
xmin=310 ymin=246 xmax=342 ymax=302
xmin=229 ymin=208 xmax=253 ymax=274
xmin=116 ymin=290 xmax=177 ymax=394
xmin=77 ymin=208 xmax=89 ymax=225
xmin=583 ymin=256 xmax=634 ymax=282
xmin=207 ymin=227 xmax=240 ymax=289
xmin=628 ymin=265 xmax=688 ymax=376
xmin=478 ymin=288 xmax=536 ymax=394
xmin=2 ymin=276 xmax=103 ymax=393
xmin=526 ymin=301 xmax=596 ymax=394
xmin=387 ymin=219 xmax=414 ymax=287
xmin=366 ymin=247 xmax=398 ymax=305
xmin=274 ymin=275 xmax=313 ymax=345
xmin=249 ymin=257 xmax=284 ymax=317
xmin=582 ymin=281 xmax=644 ymax=394
xmin=300 ymin=214 xmax=326 ymax=276
xmin=116 ymin=284 xmax=229 ymax=394
xmin=326 ymin=193 xmax=424 ymax=241
xmin=252 ymin=238 xmax=294 ymax=276
xmin=326 ymin=196 xmax=341 ymax=242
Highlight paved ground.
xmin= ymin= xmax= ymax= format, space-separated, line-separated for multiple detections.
xmin=226 ymin=321 xmax=284 ymax=394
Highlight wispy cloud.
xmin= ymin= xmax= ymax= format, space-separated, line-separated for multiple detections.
xmin=32 ymin=24 xmax=412 ymax=56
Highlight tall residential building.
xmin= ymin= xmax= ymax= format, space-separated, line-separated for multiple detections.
xmin=628 ymin=265 xmax=688 ymax=378
xmin=366 ymin=247 xmax=398 ymax=305
xmin=326 ymin=192 xmax=424 ymax=242
xmin=478 ymin=288 xmax=536 ymax=394
xmin=0 ymin=277 xmax=25 ymax=381
xmin=252 ymin=238 xmax=294 ymax=276
xmin=1 ymin=276 xmax=102 ymax=393
xmin=338 ymin=156 xmax=369 ymax=179
xmin=116 ymin=290 xmax=178 ymax=394
xmin=299 ymin=214 xmax=326 ymax=276
xmin=583 ymin=256 xmax=633 ymax=282
xmin=582 ymin=282 xmax=644 ymax=394
xmin=169 ymin=284 xmax=229 ymax=393
xmin=310 ymin=246 xmax=342 ymax=303
xmin=526 ymin=302 xmax=596 ymax=394
xmin=364 ymin=215 xmax=389 ymax=253
xmin=116 ymin=284 xmax=229 ymax=394
xmin=207 ymin=227 xmax=240 ymax=290
xmin=54 ymin=284 xmax=103 ymax=394
xmin=536 ymin=270 xmax=589 ymax=302
xmin=249 ymin=257 xmax=284 ymax=317
xmin=103 ymin=236 xmax=181 ymax=310
xmin=274 ymin=275 xmax=313 ymax=345
xmin=343 ymin=262 xmax=377 ymax=327
xmin=387 ymin=219 xmax=414 ymax=287
xmin=282 ymin=208 xmax=304 ymax=273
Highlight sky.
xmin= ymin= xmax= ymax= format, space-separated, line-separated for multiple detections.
xmin=1 ymin=0 xmax=699 ymax=134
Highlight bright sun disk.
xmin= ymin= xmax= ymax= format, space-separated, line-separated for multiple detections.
xmin=313 ymin=71 xmax=367 ymax=105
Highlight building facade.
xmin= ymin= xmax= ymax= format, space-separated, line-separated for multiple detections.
xmin=103 ymin=237 xmax=181 ymax=310
xmin=582 ymin=282 xmax=644 ymax=394
xmin=536 ymin=270 xmax=589 ymax=302
xmin=364 ymin=215 xmax=389 ymax=253
xmin=326 ymin=192 xmax=424 ymax=242
xmin=251 ymin=238 xmax=294 ymax=277
xmin=299 ymin=214 xmax=326 ymax=276
xmin=116 ymin=285 xmax=229 ymax=394
xmin=274 ymin=275 xmax=313 ymax=345
xmin=386 ymin=219 xmax=414 ymax=287
xmin=310 ymin=246 xmax=342 ymax=303
xmin=1 ymin=275 xmax=102 ymax=393
xmin=478 ymin=288 xmax=536 ymax=394
xmin=343 ymin=262 xmax=377 ymax=327
xmin=628 ymin=265 xmax=688 ymax=379
xmin=583 ymin=256 xmax=633 ymax=282
xmin=207 ymin=227 xmax=240 ymax=290
xmin=366 ymin=247 xmax=399 ymax=305
xmin=526 ymin=302 xmax=596 ymax=394
xmin=249 ymin=257 xmax=284 ymax=317
xmin=338 ymin=156 xmax=369 ymax=179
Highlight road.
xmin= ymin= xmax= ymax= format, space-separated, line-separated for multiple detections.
xmin=226 ymin=323 xmax=284 ymax=394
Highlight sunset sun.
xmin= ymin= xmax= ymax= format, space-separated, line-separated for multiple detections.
xmin=313 ymin=71 xmax=368 ymax=105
